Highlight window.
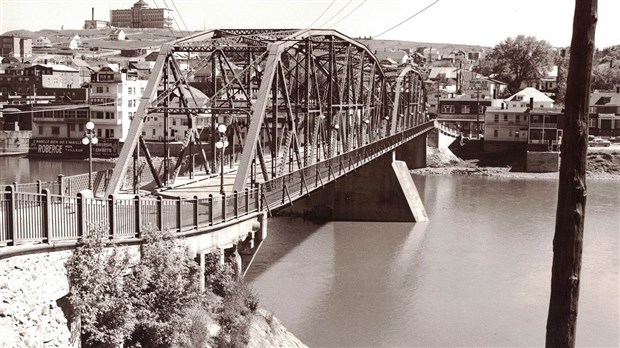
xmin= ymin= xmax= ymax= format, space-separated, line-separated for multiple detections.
xmin=494 ymin=115 xmax=499 ymax=123
xmin=503 ymin=115 xmax=508 ymax=121
xmin=523 ymin=115 xmax=528 ymax=122
xmin=440 ymin=104 xmax=455 ymax=113
xmin=493 ymin=130 xmax=498 ymax=137
xmin=152 ymin=129 xmax=156 ymax=135
xmin=516 ymin=115 xmax=520 ymax=121
xmin=97 ymin=129 xmax=102 ymax=137
xmin=96 ymin=86 xmax=104 ymax=93
xmin=51 ymin=126 xmax=60 ymax=135
xmin=461 ymin=105 xmax=470 ymax=114
xmin=38 ymin=126 xmax=43 ymax=135
xmin=69 ymin=124 xmax=76 ymax=131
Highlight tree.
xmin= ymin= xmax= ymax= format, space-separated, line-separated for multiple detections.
xmin=545 ymin=0 xmax=597 ymax=346
xmin=485 ymin=35 xmax=555 ymax=92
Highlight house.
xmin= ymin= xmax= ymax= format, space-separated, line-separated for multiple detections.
xmin=418 ymin=47 xmax=441 ymax=62
xmin=374 ymin=51 xmax=410 ymax=65
xmin=109 ymin=29 xmax=126 ymax=41
xmin=437 ymin=95 xmax=493 ymax=138
xmin=65 ymin=58 xmax=93 ymax=84
xmin=24 ymin=64 xmax=81 ymax=89
xmin=63 ymin=35 xmax=81 ymax=50
xmin=33 ymin=37 xmax=52 ymax=48
xmin=463 ymin=76 xmax=508 ymax=100
xmin=121 ymin=48 xmax=147 ymax=57
xmin=446 ymin=50 xmax=468 ymax=64
xmin=519 ymin=66 xmax=558 ymax=95
xmin=483 ymin=87 xmax=558 ymax=152
xmin=588 ymin=87 xmax=620 ymax=137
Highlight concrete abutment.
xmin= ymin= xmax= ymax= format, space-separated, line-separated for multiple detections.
xmin=281 ymin=144 xmax=428 ymax=222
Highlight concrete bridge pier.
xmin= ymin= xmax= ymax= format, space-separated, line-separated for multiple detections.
xmin=395 ymin=134 xmax=428 ymax=169
xmin=282 ymin=148 xmax=428 ymax=223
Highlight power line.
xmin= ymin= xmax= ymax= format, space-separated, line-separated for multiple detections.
xmin=328 ymin=0 xmax=368 ymax=27
xmin=165 ymin=0 xmax=191 ymax=35
xmin=319 ymin=0 xmax=353 ymax=28
xmin=306 ymin=0 xmax=336 ymax=29
xmin=374 ymin=0 xmax=440 ymax=38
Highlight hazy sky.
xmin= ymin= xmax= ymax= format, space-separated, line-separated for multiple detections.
xmin=1 ymin=0 xmax=619 ymax=48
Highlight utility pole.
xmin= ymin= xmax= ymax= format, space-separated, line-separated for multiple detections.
xmin=545 ymin=0 xmax=597 ymax=346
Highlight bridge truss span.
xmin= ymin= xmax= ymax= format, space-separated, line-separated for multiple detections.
xmin=104 ymin=29 xmax=429 ymax=197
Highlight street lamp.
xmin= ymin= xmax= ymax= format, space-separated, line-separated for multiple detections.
xmin=215 ymin=124 xmax=229 ymax=195
xmin=81 ymin=121 xmax=98 ymax=191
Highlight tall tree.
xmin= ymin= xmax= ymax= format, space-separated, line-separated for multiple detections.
xmin=484 ymin=35 xmax=555 ymax=92
xmin=546 ymin=0 xmax=597 ymax=347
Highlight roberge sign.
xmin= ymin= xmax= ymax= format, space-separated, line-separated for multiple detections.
xmin=29 ymin=138 xmax=119 ymax=159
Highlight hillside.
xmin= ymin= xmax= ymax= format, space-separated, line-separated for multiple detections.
xmin=361 ymin=38 xmax=491 ymax=55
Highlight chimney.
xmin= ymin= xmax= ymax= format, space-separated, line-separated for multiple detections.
xmin=501 ymin=103 xmax=505 ymax=110
xmin=529 ymin=97 xmax=534 ymax=110
xmin=92 ymin=7 xmax=94 ymax=21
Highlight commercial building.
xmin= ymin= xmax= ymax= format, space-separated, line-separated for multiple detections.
xmin=110 ymin=0 xmax=173 ymax=29
xmin=89 ymin=66 xmax=147 ymax=142
xmin=588 ymin=86 xmax=620 ymax=138
xmin=0 ymin=36 xmax=32 ymax=59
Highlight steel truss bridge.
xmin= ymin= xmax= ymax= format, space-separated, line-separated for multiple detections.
xmin=106 ymin=28 xmax=433 ymax=196
xmin=1 ymin=29 xmax=438 ymax=252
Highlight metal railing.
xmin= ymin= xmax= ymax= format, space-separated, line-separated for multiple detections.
xmin=0 ymin=187 xmax=260 ymax=248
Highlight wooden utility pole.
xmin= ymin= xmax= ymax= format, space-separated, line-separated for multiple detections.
xmin=545 ymin=0 xmax=597 ymax=347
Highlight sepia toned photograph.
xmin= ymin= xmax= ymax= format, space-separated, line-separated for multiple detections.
xmin=0 ymin=0 xmax=618 ymax=347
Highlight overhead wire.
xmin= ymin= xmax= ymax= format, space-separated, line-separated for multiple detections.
xmin=328 ymin=0 xmax=368 ymax=28
xmin=318 ymin=0 xmax=353 ymax=28
xmin=164 ymin=0 xmax=191 ymax=35
xmin=374 ymin=0 xmax=440 ymax=38
xmin=305 ymin=0 xmax=337 ymax=29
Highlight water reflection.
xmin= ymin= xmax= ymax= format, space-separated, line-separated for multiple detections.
xmin=248 ymin=176 xmax=619 ymax=347
xmin=0 ymin=157 xmax=113 ymax=184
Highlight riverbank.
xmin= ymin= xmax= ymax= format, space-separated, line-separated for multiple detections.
xmin=414 ymin=147 xmax=620 ymax=180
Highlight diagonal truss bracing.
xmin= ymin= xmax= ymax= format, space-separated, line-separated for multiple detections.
xmin=105 ymin=29 xmax=427 ymax=197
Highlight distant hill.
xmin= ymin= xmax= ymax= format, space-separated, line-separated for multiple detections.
xmin=361 ymin=39 xmax=491 ymax=56
xmin=2 ymin=28 xmax=493 ymax=56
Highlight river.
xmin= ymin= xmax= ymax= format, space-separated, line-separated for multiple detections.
xmin=0 ymin=156 xmax=113 ymax=184
xmin=1 ymin=157 xmax=617 ymax=346
xmin=246 ymin=175 xmax=619 ymax=347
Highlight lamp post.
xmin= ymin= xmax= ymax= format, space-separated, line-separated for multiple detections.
xmin=81 ymin=121 xmax=98 ymax=191
xmin=215 ymin=124 xmax=229 ymax=195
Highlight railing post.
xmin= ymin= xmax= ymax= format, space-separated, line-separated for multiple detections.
xmin=177 ymin=197 xmax=182 ymax=233
xmin=58 ymin=174 xmax=64 ymax=195
xmin=234 ymin=190 xmax=239 ymax=218
xmin=282 ymin=184 xmax=286 ymax=204
xmin=157 ymin=196 xmax=163 ymax=231
xmin=37 ymin=180 xmax=42 ymax=194
xmin=134 ymin=195 xmax=141 ymax=238
xmin=5 ymin=186 xmax=16 ymax=246
xmin=208 ymin=194 xmax=214 ymax=226
xmin=221 ymin=193 xmax=226 ymax=223
xmin=42 ymin=189 xmax=50 ymax=244
xmin=193 ymin=196 xmax=199 ymax=230
xmin=255 ymin=183 xmax=260 ymax=211
xmin=108 ymin=194 xmax=116 ymax=240
xmin=76 ymin=192 xmax=84 ymax=238
xmin=244 ymin=188 xmax=249 ymax=215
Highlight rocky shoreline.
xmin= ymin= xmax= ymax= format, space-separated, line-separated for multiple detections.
xmin=415 ymin=148 xmax=620 ymax=181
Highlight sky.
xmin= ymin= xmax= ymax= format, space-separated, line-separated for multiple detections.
xmin=1 ymin=0 xmax=619 ymax=48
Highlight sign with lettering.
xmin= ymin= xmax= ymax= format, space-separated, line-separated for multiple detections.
xmin=29 ymin=138 xmax=119 ymax=159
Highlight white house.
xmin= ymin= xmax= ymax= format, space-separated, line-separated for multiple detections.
xmin=109 ymin=29 xmax=126 ymax=41
xmin=33 ymin=36 xmax=52 ymax=48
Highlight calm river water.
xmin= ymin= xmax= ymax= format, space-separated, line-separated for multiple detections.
xmin=246 ymin=175 xmax=619 ymax=347
xmin=0 ymin=157 xmax=113 ymax=184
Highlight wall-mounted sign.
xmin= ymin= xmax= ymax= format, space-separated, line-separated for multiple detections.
xmin=29 ymin=138 xmax=118 ymax=159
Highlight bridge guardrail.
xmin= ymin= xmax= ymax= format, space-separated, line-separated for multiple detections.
xmin=0 ymin=186 xmax=261 ymax=250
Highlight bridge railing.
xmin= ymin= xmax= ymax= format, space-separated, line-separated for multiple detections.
xmin=260 ymin=121 xmax=435 ymax=211
xmin=0 ymin=186 xmax=261 ymax=248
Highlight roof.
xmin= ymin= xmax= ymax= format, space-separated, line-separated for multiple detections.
xmin=129 ymin=61 xmax=152 ymax=70
xmin=28 ymin=64 xmax=79 ymax=72
xmin=374 ymin=50 xmax=408 ymax=62
xmin=590 ymin=92 xmax=620 ymax=106
xmin=428 ymin=67 xmax=458 ymax=80
xmin=505 ymin=87 xmax=554 ymax=103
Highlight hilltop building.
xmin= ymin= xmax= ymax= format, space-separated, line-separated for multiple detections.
xmin=84 ymin=7 xmax=110 ymax=29
xmin=110 ymin=0 xmax=174 ymax=29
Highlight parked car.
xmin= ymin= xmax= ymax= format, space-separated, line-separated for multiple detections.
xmin=588 ymin=138 xmax=611 ymax=147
